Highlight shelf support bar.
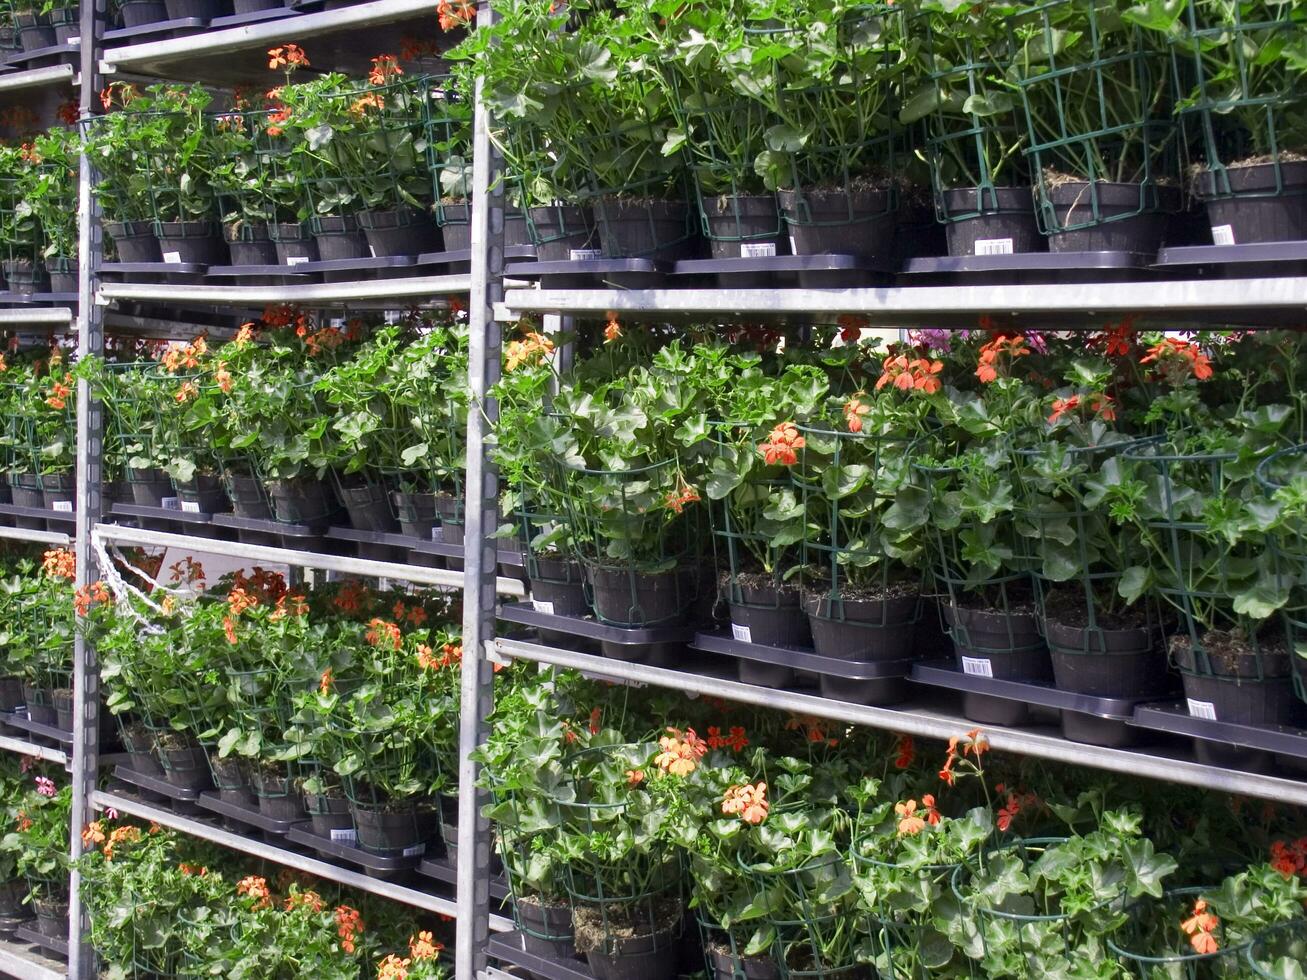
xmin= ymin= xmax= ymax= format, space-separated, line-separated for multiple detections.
xmin=456 ymin=2 xmax=504 ymax=973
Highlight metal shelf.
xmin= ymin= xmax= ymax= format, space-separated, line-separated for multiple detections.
xmin=91 ymin=790 xmax=513 ymax=930
xmin=0 ymin=525 xmax=70 ymax=546
xmin=98 ymin=274 xmax=469 ymax=309
xmin=0 ymin=731 xmax=67 ymax=766
xmin=0 ymin=63 xmax=76 ymax=94
xmin=0 ymin=932 xmax=66 ymax=979
xmin=93 ymin=523 xmax=526 ymax=597
xmin=492 ymin=636 xmax=1307 ymax=807
xmin=0 ymin=308 xmax=73 ymax=326
xmin=498 ymin=276 xmax=1307 ymax=327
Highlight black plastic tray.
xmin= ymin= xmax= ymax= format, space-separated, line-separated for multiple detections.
xmin=0 ymin=291 xmax=78 ymax=305
xmin=197 ymin=791 xmax=299 ymax=835
xmin=14 ymin=923 xmax=66 ymax=960
xmin=904 ymin=250 xmax=1153 ymax=277
xmin=411 ymin=537 xmax=525 ymax=567
xmin=1156 ymin=241 xmax=1307 ymax=268
xmin=499 ymin=601 xmax=695 ymax=646
xmin=693 ymin=631 xmax=916 ymax=680
xmin=101 ymin=260 xmax=208 ymax=276
xmin=103 ymin=17 xmax=204 ymax=42
xmin=4 ymin=40 xmax=77 ymax=68
xmin=0 ymin=911 xmax=30 ymax=938
xmin=209 ymin=5 xmax=296 ymax=27
xmin=284 ymin=825 xmax=428 ymax=872
xmin=488 ymin=931 xmax=596 ymax=980
xmin=112 ymin=501 xmax=220 ymax=525
xmin=1132 ymin=701 xmax=1307 ymax=756
xmin=210 ymin=512 xmax=328 ymax=541
xmin=675 ymin=253 xmax=893 ymax=287
xmin=0 ymin=502 xmax=75 ymax=524
xmin=113 ymin=764 xmax=203 ymax=803
xmin=505 ymin=257 xmax=673 ymax=289
xmin=326 ymin=526 xmax=425 ymax=550
xmin=910 ymin=663 xmax=1154 ymax=719
xmin=1 ymin=713 xmax=73 ymax=746
xmin=416 ymin=854 xmax=511 ymax=901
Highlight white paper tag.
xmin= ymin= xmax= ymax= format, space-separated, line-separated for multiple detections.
xmin=789 ymin=235 xmax=798 ymax=254
xmin=731 ymin=622 xmax=752 ymax=643
xmin=368 ymin=245 xmax=377 ymax=258
xmin=401 ymin=843 xmax=426 ymax=857
xmin=1211 ymin=224 xmax=1236 ymax=246
xmin=532 ymin=599 xmax=554 ymax=615
xmin=568 ymin=248 xmax=602 ymax=261
xmin=740 ymin=241 xmax=777 ymax=258
xmin=431 ymin=527 xmax=441 ymax=542
xmin=285 ymin=255 xmax=310 ymax=266
xmin=975 ymin=237 xmax=1014 ymax=256
xmin=161 ymin=497 xmax=180 ymax=511
xmin=1187 ymin=698 xmax=1218 ymax=721
xmin=329 ymin=828 xmax=356 ymax=843
xmin=962 ymin=656 xmax=994 ymax=678
xmin=162 ymin=250 xmax=182 ymax=264
xmin=180 ymin=500 xmax=201 ymax=513
xmin=51 ymin=500 xmax=72 ymax=512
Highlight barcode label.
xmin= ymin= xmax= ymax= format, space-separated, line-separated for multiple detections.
xmin=731 ymin=623 xmax=752 ymax=643
xmin=962 ymin=656 xmax=994 ymax=677
xmin=975 ymin=238 xmax=1014 ymax=255
xmin=569 ymin=248 xmax=602 ymax=261
xmin=180 ymin=500 xmax=201 ymax=513
xmin=162 ymin=250 xmax=182 ymax=264
xmin=431 ymin=528 xmax=441 ymax=541
xmin=51 ymin=500 xmax=72 ymax=512
xmin=1211 ymin=224 xmax=1236 ymax=246
xmin=532 ymin=599 xmax=554 ymax=615
xmin=1187 ymin=698 xmax=1218 ymax=721
xmin=402 ymin=843 xmax=426 ymax=857
xmin=161 ymin=497 xmax=180 ymax=511
xmin=285 ymin=255 xmax=310 ymax=266
xmin=740 ymin=241 xmax=776 ymax=258
xmin=329 ymin=828 xmax=356 ymax=843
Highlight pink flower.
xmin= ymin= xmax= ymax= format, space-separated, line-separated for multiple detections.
xmin=35 ymin=777 xmax=55 ymax=798
xmin=105 ymin=807 xmax=118 ymax=820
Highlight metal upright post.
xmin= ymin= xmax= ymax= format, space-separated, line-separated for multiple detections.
xmin=68 ymin=0 xmax=105 ymax=974
xmin=455 ymin=0 xmax=504 ymax=975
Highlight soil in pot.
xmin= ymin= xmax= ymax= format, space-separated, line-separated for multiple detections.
xmin=117 ymin=0 xmax=167 ymax=26
xmin=269 ymin=221 xmax=318 ymax=265
xmin=175 ymin=472 xmax=228 ymax=514
xmin=516 ymin=894 xmax=577 ymax=960
xmin=1197 ymin=158 xmax=1307 ymax=245
xmin=726 ymin=573 xmax=810 ymax=649
xmin=265 ymin=475 xmax=337 ymax=528
xmin=52 ymin=689 xmax=73 ymax=732
xmin=707 ymin=941 xmax=781 ymax=980
xmin=588 ymin=565 xmax=690 ymax=627
xmin=1042 ymin=177 xmax=1179 ymax=255
xmin=392 ymin=490 xmax=439 ymax=538
xmin=593 ymin=196 xmax=697 ymax=262
xmin=804 ymin=580 xmax=920 ymax=662
xmin=311 ymin=215 xmax=370 ymax=261
xmin=778 ymin=183 xmax=898 ymax=264
xmin=528 ymin=204 xmax=598 ymax=262
xmin=156 ymin=220 xmax=228 ymax=265
xmin=573 ymin=897 xmax=683 ymax=980
xmin=105 ymin=220 xmax=162 ymax=263
xmin=1171 ymin=630 xmax=1298 ymax=727
xmin=156 ymin=732 xmax=212 ymax=791
xmin=0 ymin=676 xmax=21 ymax=713
xmin=223 ymin=470 xmax=272 ymax=519
xmin=703 ymin=194 xmax=786 ymax=259
xmin=128 ymin=467 xmax=173 ymax=507
xmin=940 ymin=185 xmax=1044 ymax=257
xmin=224 ymin=221 xmax=278 ymax=265
xmin=163 ymin=0 xmax=225 ymax=19
xmin=208 ymin=753 xmax=248 ymax=791
xmin=357 ymin=207 xmax=441 ymax=257
xmin=529 ymin=556 xmax=589 ymax=617
xmin=943 ymin=597 xmax=1051 ymax=682
xmin=1042 ymin=591 xmax=1168 ymax=698
xmin=337 ymin=478 xmax=399 ymax=532
xmin=349 ymin=798 xmax=428 ymax=855
xmin=23 ymin=685 xmax=55 ymax=725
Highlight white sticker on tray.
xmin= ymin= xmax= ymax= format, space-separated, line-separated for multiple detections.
xmin=789 ymin=235 xmax=798 ymax=254
xmin=975 ymin=237 xmax=1014 ymax=256
xmin=162 ymin=250 xmax=182 ymax=264
xmin=160 ymin=496 xmax=180 ymax=511
xmin=1186 ymin=698 xmax=1218 ymax=721
xmin=731 ymin=623 xmax=752 ymax=643
xmin=961 ymin=656 xmax=994 ymax=678
xmin=285 ymin=255 xmax=310 ymax=266
xmin=569 ymin=248 xmax=602 ymax=261
xmin=402 ymin=843 xmax=427 ymax=857
xmin=740 ymin=241 xmax=776 ymax=258
xmin=1210 ymin=224 xmax=1236 ymax=246
xmin=51 ymin=500 xmax=72 ymax=512
xmin=368 ymin=245 xmax=377 ymax=258
xmin=532 ymin=599 xmax=554 ymax=615
xmin=180 ymin=500 xmax=201 ymax=513
xmin=329 ymin=828 xmax=356 ymax=843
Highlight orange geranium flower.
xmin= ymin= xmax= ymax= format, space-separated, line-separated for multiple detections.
xmin=654 ymin=727 xmax=708 ymax=776
xmin=267 ymin=43 xmax=309 ymax=70
xmin=437 ymin=0 xmax=474 ymax=30
xmin=81 ymin=821 xmax=106 ymax=848
xmin=409 ymin=930 xmax=441 ymax=959
xmin=758 ymin=422 xmax=805 ymax=466
xmin=369 ymin=54 xmax=403 ymax=85
xmin=892 ymin=734 xmax=914 ymax=769
xmin=1047 ymin=395 xmax=1080 ymax=424
xmin=876 ymin=354 xmax=943 ymax=394
xmin=895 ymin=799 xmax=927 ymax=836
xmin=975 ymin=334 xmax=1029 ymax=383
xmin=335 ymin=905 xmax=364 ymax=954
xmin=844 ymin=394 xmax=871 ymax=433
xmin=665 ymin=481 xmax=700 ymax=514
xmin=236 ymin=875 xmax=272 ymax=908
xmin=365 ymin=618 xmax=403 ymax=651
xmin=1180 ymin=897 xmax=1220 ymax=955
xmin=837 ymin=313 xmax=868 ymax=344
xmin=604 ymin=313 xmax=622 ymax=343
xmin=721 ymin=782 xmax=769 ymax=824
xmin=505 ymin=331 xmax=556 ymax=372
xmin=1140 ymin=336 xmax=1213 ymax=384
xmin=42 ymin=548 xmax=75 ymax=581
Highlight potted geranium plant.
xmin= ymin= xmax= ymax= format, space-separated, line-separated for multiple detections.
xmin=21 ymin=126 xmax=78 ymax=292
xmin=0 ymin=143 xmax=47 ymax=294
xmin=2 ymin=776 xmax=72 ymax=940
xmin=86 ymin=82 xmax=163 ymax=263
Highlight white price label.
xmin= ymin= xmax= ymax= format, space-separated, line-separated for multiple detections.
xmin=329 ymin=828 xmax=356 ymax=843
xmin=789 ymin=235 xmax=798 ymax=254
xmin=1186 ymin=698 xmax=1218 ymax=721
xmin=368 ymin=245 xmax=377 ymax=258
xmin=285 ymin=255 xmax=310 ymax=266
xmin=431 ymin=527 xmax=441 ymax=542
xmin=975 ymin=237 xmax=1014 ymax=256
xmin=162 ymin=250 xmax=182 ymax=264
xmin=569 ymin=248 xmax=603 ymax=261
xmin=1211 ymin=224 xmax=1236 ymax=246
xmin=180 ymin=500 xmax=201 ymax=513
xmin=731 ymin=622 xmax=752 ymax=644
xmin=160 ymin=497 xmax=180 ymax=511
xmin=402 ymin=843 xmax=426 ymax=857
xmin=51 ymin=500 xmax=72 ymax=512
xmin=532 ymin=599 xmax=555 ymax=615
xmin=740 ymin=241 xmax=777 ymax=258
xmin=962 ymin=656 xmax=994 ymax=678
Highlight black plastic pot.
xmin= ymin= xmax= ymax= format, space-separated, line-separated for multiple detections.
xmin=224 ymin=222 xmax=278 ymax=265
xmin=435 ymin=492 xmax=463 ymax=545
xmin=156 ymin=220 xmax=228 ymax=265
xmin=14 ymin=10 xmax=54 ymax=51
xmin=1 ymin=260 xmax=44 ymax=295
xmin=1180 ymin=671 xmax=1297 ymax=727
xmin=943 ymin=603 xmax=1051 ymax=681
xmin=105 ymin=220 xmax=161 ymax=263
xmin=209 ymin=754 xmax=249 ymax=793
xmin=392 ymin=490 xmax=439 ymax=538
xmin=349 ymin=800 xmax=426 ymax=855
xmin=708 ymin=946 xmax=781 ymax=980
xmin=338 ymin=479 xmax=399 ymax=532
xmin=306 ymin=792 xmax=354 ymax=841
xmin=254 ymin=772 xmax=306 ymax=822
xmin=588 ymin=565 xmax=689 ymax=627
xmin=529 ymin=557 xmax=589 ymax=617
xmin=1197 ymin=161 xmax=1307 ymax=245
xmin=53 ymin=689 xmax=73 ymax=732
xmin=265 ymin=475 xmax=337 ymax=528
xmin=269 ymin=221 xmax=318 ymax=265
xmin=122 ymin=725 xmax=163 ymax=775
xmin=805 ymin=593 xmax=918 ymax=660
xmin=778 ymin=186 xmax=897 ymax=264
xmin=40 ymin=473 xmax=75 ymax=511
xmin=1043 ymin=181 xmax=1178 ymax=254
xmin=0 ymin=478 xmax=11 ymax=506
xmin=594 ymin=197 xmax=697 ymax=261
xmin=128 ymin=467 xmax=172 ymax=506
xmin=46 ymin=257 xmax=77 ymax=293
xmin=157 ymin=736 xmax=212 ymax=791
xmin=50 ymin=5 xmax=77 ymax=44
xmin=174 ymin=473 xmax=227 ymax=513
xmin=527 ymin=205 xmax=598 ymax=261
xmin=703 ymin=194 xmax=784 ymax=259
xmin=24 ymin=685 xmax=54 ymax=725
xmin=163 ymin=0 xmax=224 ymax=18
xmin=311 ymin=215 xmax=370 ymax=261
xmin=437 ymin=204 xmax=530 ymax=251
xmin=1046 ymin=620 xmax=1167 ymax=698
xmin=0 ymin=880 xmax=24 ymax=918
xmin=517 ymin=897 xmax=576 ymax=960
xmin=940 ymin=186 xmax=1043 ymax=257
xmin=34 ymin=897 xmax=68 ymax=940
xmin=357 ymin=207 xmax=441 ymax=257
xmin=223 ymin=470 xmax=272 ymax=519
xmin=582 ymin=924 xmax=681 ymax=980
xmin=117 ymin=0 xmax=167 ymax=26
xmin=728 ymin=581 xmax=809 ymax=647
xmin=0 ymin=676 xmax=22 ymax=713
xmin=9 ymin=473 xmax=44 ymax=530
xmin=232 ymin=0 xmax=279 ymax=11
